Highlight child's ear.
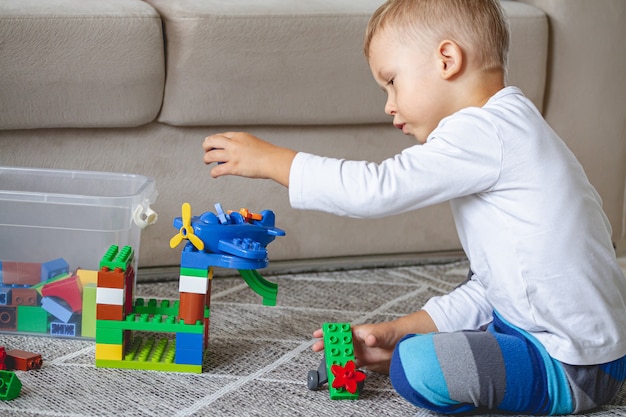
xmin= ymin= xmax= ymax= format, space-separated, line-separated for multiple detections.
xmin=438 ymin=40 xmax=463 ymax=79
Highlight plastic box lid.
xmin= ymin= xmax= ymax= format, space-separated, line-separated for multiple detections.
xmin=0 ymin=166 xmax=158 ymax=270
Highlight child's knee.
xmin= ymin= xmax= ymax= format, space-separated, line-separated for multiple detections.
xmin=389 ymin=334 xmax=475 ymax=414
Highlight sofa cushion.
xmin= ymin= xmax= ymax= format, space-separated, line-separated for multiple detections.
xmin=0 ymin=0 xmax=164 ymax=129
xmin=147 ymin=0 xmax=547 ymax=127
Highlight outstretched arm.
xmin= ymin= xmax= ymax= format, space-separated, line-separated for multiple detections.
xmin=203 ymin=132 xmax=297 ymax=187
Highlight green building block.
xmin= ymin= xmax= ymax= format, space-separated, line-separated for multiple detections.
xmin=0 ymin=370 xmax=22 ymax=401
xmin=81 ymin=284 xmax=97 ymax=338
xmin=238 ymin=269 xmax=278 ymax=306
xmin=96 ymin=313 xmax=204 ymax=334
xmin=95 ymin=327 xmax=124 ymax=344
xmin=179 ymin=267 xmax=209 ymax=278
xmin=95 ymin=335 xmax=202 ymax=374
xmin=100 ymin=245 xmax=134 ymax=271
xmin=323 ymin=323 xmax=360 ymax=400
xmin=17 ymin=305 xmax=49 ymax=333
xmin=134 ymin=298 xmax=180 ymax=316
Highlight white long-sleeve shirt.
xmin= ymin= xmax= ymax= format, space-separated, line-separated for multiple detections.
xmin=289 ymin=86 xmax=626 ymax=365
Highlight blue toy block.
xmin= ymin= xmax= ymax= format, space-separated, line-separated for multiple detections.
xmin=176 ymin=332 xmax=203 ymax=349
xmin=50 ymin=320 xmax=80 ymax=337
xmin=40 ymin=258 xmax=70 ymax=282
xmin=175 ymin=348 xmax=204 ymax=365
xmin=0 ymin=287 xmax=10 ymax=305
xmin=41 ymin=296 xmax=74 ymax=323
xmin=214 ymin=203 xmax=230 ymax=224
xmin=217 ymin=237 xmax=267 ymax=260
xmin=180 ymin=245 xmax=269 ymax=270
xmin=175 ymin=331 xmax=204 ymax=365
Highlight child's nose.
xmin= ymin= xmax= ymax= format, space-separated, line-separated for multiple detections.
xmin=384 ymin=98 xmax=397 ymax=115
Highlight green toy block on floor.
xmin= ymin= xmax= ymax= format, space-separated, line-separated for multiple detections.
xmin=323 ymin=322 xmax=362 ymax=400
xmin=17 ymin=305 xmax=48 ymax=333
xmin=0 ymin=370 xmax=22 ymax=401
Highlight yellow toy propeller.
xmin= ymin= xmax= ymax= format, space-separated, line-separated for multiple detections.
xmin=170 ymin=202 xmax=205 ymax=250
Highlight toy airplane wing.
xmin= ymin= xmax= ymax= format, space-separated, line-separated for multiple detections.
xmin=217 ymin=238 xmax=268 ymax=260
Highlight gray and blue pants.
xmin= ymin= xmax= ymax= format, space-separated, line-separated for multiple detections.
xmin=390 ymin=311 xmax=626 ymax=414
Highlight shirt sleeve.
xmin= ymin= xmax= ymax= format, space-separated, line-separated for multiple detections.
xmin=288 ymin=111 xmax=503 ymax=218
xmin=422 ymin=275 xmax=494 ymax=331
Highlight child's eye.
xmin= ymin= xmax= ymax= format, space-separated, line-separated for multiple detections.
xmin=387 ymin=79 xmax=394 ymax=86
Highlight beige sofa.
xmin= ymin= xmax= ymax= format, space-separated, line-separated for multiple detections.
xmin=1 ymin=0 xmax=625 ymax=269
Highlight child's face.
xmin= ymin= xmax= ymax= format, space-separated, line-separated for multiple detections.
xmin=368 ymin=28 xmax=453 ymax=144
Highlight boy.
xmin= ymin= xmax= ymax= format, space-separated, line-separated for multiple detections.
xmin=203 ymin=0 xmax=626 ymax=413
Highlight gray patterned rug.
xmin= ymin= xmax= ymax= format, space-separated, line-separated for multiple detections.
xmin=1 ymin=259 xmax=625 ymax=416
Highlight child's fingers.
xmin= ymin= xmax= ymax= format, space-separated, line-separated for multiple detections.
xmin=311 ymin=328 xmax=324 ymax=352
xmin=209 ymin=163 xmax=229 ymax=178
xmin=203 ymin=147 xmax=227 ymax=165
xmin=311 ymin=339 xmax=325 ymax=352
xmin=202 ymin=132 xmax=233 ymax=152
xmin=353 ymin=324 xmax=391 ymax=348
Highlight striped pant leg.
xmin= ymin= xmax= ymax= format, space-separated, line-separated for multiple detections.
xmin=389 ymin=315 xmax=575 ymax=414
xmin=562 ymin=357 xmax=626 ymax=413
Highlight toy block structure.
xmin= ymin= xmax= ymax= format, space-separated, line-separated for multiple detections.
xmin=171 ymin=202 xmax=284 ymax=305
xmin=95 ymin=245 xmax=210 ymax=373
xmin=170 ymin=203 xmax=285 ymax=344
xmin=307 ymin=323 xmax=366 ymax=399
xmin=95 ymin=203 xmax=284 ymax=374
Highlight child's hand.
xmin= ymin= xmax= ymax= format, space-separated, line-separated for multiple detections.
xmin=351 ymin=323 xmax=398 ymax=374
xmin=311 ymin=322 xmax=401 ymax=374
xmin=312 ymin=312 xmax=437 ymax=374
xmin=202 ymin=132 xmax=296 ymax=187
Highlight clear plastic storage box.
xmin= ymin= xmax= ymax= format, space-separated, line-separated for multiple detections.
xmin=0 ymin=167 xmax=158 ymax=338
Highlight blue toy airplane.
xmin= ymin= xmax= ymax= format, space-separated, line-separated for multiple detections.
xmin=170 ymin=202 xmax=285 ymax=261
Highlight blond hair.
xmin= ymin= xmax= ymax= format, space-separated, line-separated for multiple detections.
xmin=364 ymin=0 xmax=509 ymax=72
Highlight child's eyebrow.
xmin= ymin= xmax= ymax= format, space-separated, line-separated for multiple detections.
xmin=374 ymin=69 xmax=392 ymax=84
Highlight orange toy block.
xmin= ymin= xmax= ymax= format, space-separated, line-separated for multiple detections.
xmin=5 ymin=349 xmax=43 ymax=371
xmin=96 ymin=304 xmax=124 ymax=321
xmin=11 ymin=288 xmax=39 ymax=306
xmin=98 ymin=267 xmax=126 ymax=289
xmin=178 ymin=292 xmax=206 ymax=325
xmin=2 ymin=262 xmax=41 ymax=286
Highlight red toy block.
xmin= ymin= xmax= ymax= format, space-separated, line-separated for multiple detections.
xmin=10 ymin=288 xmax=39 ymax=306
xmin=5 ymin=349 xmax=43 ymax=371
xmin=96 ymin=304 xmax=124 ymax=321
xmin=2 ymin=262 xmax=41 ymax=286
xmin=124 ymin=267 xmax=135 ymax=313
xmin=98 ymin=266 xmax=134 ymax=313
xmin=178 ymin=292 xmax=206 ymax=325
xmin=98 ymin=267 xmax=126 ymax=289
xmin=41 ymin=274 xmax=83 ymax=312
xmin=0 ymin=346 xmax=6 ymax=370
